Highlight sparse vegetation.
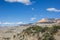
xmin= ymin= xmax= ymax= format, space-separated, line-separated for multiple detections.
xmin=19 ymin=25 xmax=60 ymax=40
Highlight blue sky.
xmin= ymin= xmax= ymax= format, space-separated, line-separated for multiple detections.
xmin=0 ymin=0 xmax=60 ymax=25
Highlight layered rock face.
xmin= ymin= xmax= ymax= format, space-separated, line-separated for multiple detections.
xmin=35 ymin=18 xmax=60 ymax=27
xmin=38 ymin=18 xmax=60 ymax=23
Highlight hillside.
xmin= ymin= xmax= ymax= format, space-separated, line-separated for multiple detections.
xmin=0 ymin=24 xmax=60 ymax=40
xmin=18 ymin=25 xmax=60 ymax=40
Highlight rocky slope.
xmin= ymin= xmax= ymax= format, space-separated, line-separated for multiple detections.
xmin=0 ymin=25 xmax=60 ymax=40
xmin=17 ymin=25 xmax=60 ymax=40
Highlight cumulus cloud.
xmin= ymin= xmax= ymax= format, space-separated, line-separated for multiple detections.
xmin=5 ymin=0 xmax=32 ymax=5
xmin=0 ymin=22 xmax=1 ymax=24
xmin=32 ymin=8 xmax=34 ymax=11
xmin=46 ymin=8 xmax=60 ymax=12
xmin=3 ymin=22 xmax=14 ymax=24
xmin=0 ymin=22 xmax=25 ymax=25
xmin=30 ymin=18 xmax=36 ymax=21
xmin=16 ymin=22 xmax=25 ymax=24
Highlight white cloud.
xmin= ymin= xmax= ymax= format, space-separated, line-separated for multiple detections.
xmin=32 ymin=8 xmax=34 ymax=11
xmin=0 ymin=22 xmax=1 ymax=24
xmin=16 ymin=22 xmax=25 ymax=24
xmin=0 ymin=22 xmax=25 ymax=25
xmin=5 ymin=0 xmax=32 ymax=5
xmin=46 ymin=8 xmax=60 ymax=12
xmin=3 ymin=22 xmax=14 ymax=24
xmin=31 ymin=18 xmax=36 ymax=21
